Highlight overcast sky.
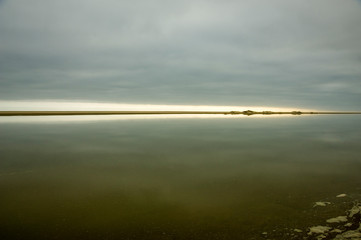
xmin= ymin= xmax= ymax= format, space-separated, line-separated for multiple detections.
xmin=1 ymin=0 xmax=361 ymax=110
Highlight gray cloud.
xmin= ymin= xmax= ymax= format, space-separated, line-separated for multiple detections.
xmin=1 ymin=0 xmax=361 ymax=109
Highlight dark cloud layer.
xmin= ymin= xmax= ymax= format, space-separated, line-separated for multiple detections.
xmin=1 ymin=0 xmax=361 ymax=109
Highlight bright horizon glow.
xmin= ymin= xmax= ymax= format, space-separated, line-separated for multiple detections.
xmin=0 ymin=100 xmax=313 ymax=112
xmin=0 ymin=113 xmax=309 ymax=124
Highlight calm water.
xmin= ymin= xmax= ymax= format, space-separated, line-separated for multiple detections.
xmin=0 ymin=115 xmax=361 ymax=240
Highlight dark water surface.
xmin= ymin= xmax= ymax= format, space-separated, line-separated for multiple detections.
xmin=1 ymin=115 xmax=361 ymax=239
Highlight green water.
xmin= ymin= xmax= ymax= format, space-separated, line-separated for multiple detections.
xmin=0 ymin=115 xmax=361 ymax=239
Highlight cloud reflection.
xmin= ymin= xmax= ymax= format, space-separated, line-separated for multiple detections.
xmin=0 ymin=114 xmax=307 ymax=124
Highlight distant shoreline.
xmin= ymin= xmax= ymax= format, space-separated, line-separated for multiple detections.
xmin=1 ymin=111 xmax=361 ymax=116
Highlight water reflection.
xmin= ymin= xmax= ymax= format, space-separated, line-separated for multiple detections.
xmin=0 ymin=114 xmax=298 ymax=123
xmin=0 ymin=116 xmax=360 ymax=239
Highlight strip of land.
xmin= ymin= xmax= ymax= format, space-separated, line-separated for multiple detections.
xmin=1 ymin=111 xmax=361 ymax=116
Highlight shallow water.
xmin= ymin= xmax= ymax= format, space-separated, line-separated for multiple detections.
xmin=0 ymin=115 xmax=361 ymax=240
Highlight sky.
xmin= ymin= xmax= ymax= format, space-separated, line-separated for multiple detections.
xmin=0 ymin=0 xmax=361 ymax=110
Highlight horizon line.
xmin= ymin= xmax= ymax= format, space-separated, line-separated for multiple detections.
xmin=1 ymin=110 xmax=361 ymax=116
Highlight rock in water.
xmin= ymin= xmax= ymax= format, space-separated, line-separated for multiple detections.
xmin=344 ymin=222 xmax=353 ymax=227
xmin=334 ymin=229 xmax=361 ymax=239
xmin=336 ymin=194 xmax=347 ymax=198
xmin=326 ymin=216 xmax=348 ymax=223
xmin=308 ymin=226 xmax=331 ymax=235
xmin=349 ymin=205 xmax=361 ymax=218
xmin=314 ymin=201 xmax=331 ymax=207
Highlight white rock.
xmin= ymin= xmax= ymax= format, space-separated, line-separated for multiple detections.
xmin=294 ymin=229 xmax=303 ymax=233
xmin=334 ymin=229 xmax=361 ymax=239
xmin=349 ymin=205 xmax=361 ymax=218
xmin=341 ymin=231 xmax=361 ymax=238
xmin=326 ymin=216 xmax=348 ymax=223
xmin=316 ymin=234 xmax=327 ymax=240
xmin=331 ymin=229 xmax=342 ymax=233
xmin=308 ymin=226 xmax=331 ymax=235
xmin=336 ymin=193 xmax=347 ymax=198
xmin=344 ymin=223 xmax=352 ymax=227
xmin=314 ymin=201 xmax=331 ymax=207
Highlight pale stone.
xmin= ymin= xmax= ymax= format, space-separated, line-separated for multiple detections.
xmin=326 ymin=216 xmax=348 ymax=223
xmin=308 ymin=226 xmax=331 ymax=235
xmin=316 ymin=234 xmax=327 ymax=240
xmin=314 ymin=201 xmax=331 ymax=207
xmin=341 ymin=231 xmax=361 ymax=238
xmin=336 ymin=194 xmax=347 ymax=198
xmin=349 ymin=205 xmax=361 ymax=218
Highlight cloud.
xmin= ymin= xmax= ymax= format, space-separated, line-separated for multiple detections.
xmin=0 ymin=0 xmax=361 ymax=109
